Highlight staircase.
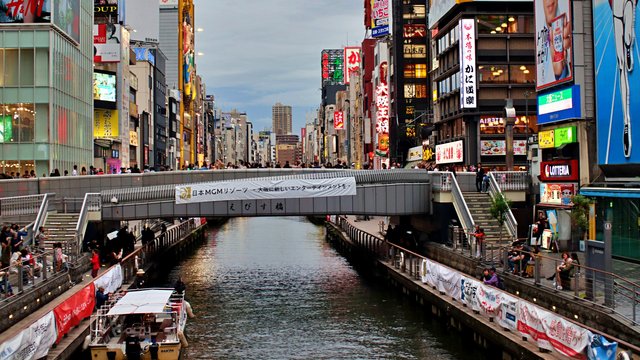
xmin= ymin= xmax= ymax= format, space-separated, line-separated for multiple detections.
xmin=40 ymin=213 xmax=79 ymax=251
xmin=462 ymin=192 xmax=510 ymax=244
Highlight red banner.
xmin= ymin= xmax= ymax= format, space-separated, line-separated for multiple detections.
xmin=334 ymin=111 xmax=344 ymax=130
xmin=53 ymin=283 xmax=96 ymax=343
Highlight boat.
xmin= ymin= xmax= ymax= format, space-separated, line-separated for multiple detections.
xmin=89 ymin=288 xmax=188 ymax=360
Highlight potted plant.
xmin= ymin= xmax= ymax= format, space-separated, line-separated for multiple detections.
xmin=490 ymin=191 xmax=512 ymax=247
xmin=570 ymin=194 xmax=593 ymax=250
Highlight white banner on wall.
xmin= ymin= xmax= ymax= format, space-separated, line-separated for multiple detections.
xmin=436 ymin=265 xmax=461 ymax=300
xmin=498 ymin=293 xmax=519 ymax=331
xmin=517 ymin=301 xmax=554 ymax=351
xmin=436 ymin=140 xmax=464 ymax=164
xmin=0 ymin=311 xmax=57 ymax=360
xmin=459 ymin=18 xmax=477 ymax=109
xmin=175 ymin=177 xmax=357 ymax=204
xmin=460 ymin=276 xmax=482 ymax=312
xmin=94 ymin=264 xmax=123 ymax=294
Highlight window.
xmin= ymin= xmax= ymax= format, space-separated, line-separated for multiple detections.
xmin=478 ymin=65 xmax=508 ymax=84
xmin=477 ymin=15 xmax=534 ymax=34
xmin=479 ymin=115 xmax=538 ymax=134
xmin=0 ymin=103 xmax=35 ymax=143
xmin=509 ymin=65 xmax=535 ymax=84
xmin=404 ymin=64 xmax=427 ymax=78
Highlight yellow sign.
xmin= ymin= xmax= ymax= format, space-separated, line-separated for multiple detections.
xmin=539 ymin=130 xmax=555 ymax=149
xmin=129 ymin=131 xmax=138 ymax=146
xmin=94 ymin=109 xmax=119 ymax=139
xmin=423 ymin=147 xmax=434 ymax=161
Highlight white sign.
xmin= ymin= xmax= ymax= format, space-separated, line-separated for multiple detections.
xmin=0 ymin=311 xmax=57 ymax=360
xmin=460 ymin=276 xmax=482 ymax=312
xmin=436 ymin=140 xmax=463 ymax=164
xmin=498 ymin=293 xmax=519 ymax=331
xmin=407 ymin=145 xmax=423 ymax=161
xmin=517 ymin=302 xmax=554 ymax=351
xmin=93 ymin=24 xmax=121 ymax=63
xmin=175 ymin=177 xmax=357 ymax=204
xmin=344 ymin=47 xmax=361 ymax=85
xmin=459 ymin=19 xmax=477 ymax=109
xmin=94 ymin=264 xmax=123 ymax=295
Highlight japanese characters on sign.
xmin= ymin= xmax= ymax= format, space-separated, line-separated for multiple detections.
xmin=344 ymin=47 xmax=361 ymax=85
xmin=375 ymin=83 xmax=389 ymax=134
xmin=334 ymin=111 xmax=345 ymax=130
xmin=436 ymin=140 xmax=463 ymax=164
xmin=321 ymin=49 xmax=344 ymax=86
xmin=371 ymin=0 xmax=390 ymax=37
xmin=458 ymin=19 xmax=477 ymax=109
xmin=175 ymin=177 xmax=357 ymax=204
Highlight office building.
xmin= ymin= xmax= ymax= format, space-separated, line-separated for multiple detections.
xmin=272 ymin=102 xmax=292 ymax=135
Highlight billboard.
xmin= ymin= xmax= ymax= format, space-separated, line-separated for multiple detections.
xmin=344 ymin=47 xmax=361 ymax=85
xmin=94 ymin=109 xmax=119 ymax=139
xmin=0 ymin=0 xmax=51 ymax=23
xmin=53 ymin=0 xmax=80 ymax=43
xmin=594 ymin=0 xmax=640 ymax=164
xmin=93 ymin=71 xmax=116 ymax=102
xmin=540 ymin=160 xmax=579 ymax=182
xmin=321 ymin=49 xmax=344 ymax=86
xmin=133 ymin=47 xmax=156 ymax=66
xmin=480 ymin=140 xmax=527 ymax=156
xmin=126 ymin=0 xmax=159 ymax=43
xmin=540 ymin=183 xmax=577 ymax=206
xmin=93 ymin=23 xmax=121 ymax=63
xmin=334 ymin=111 xmax=344 ymax=130
xmin=459 ymin=19 xmax=477 ymax=109
xmin=534 ymin=0 xmax=573 ymax=91
xmin=371 ymin=0 xmax=390 ymax=37
xmin=436 ymin=140 xmax=464 ymax=164
xmin=537 ymin=85 xmax=581 ymax=124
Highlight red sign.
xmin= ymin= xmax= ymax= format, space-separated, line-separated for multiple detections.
xmin=404 ymin=24 xmax=426 ymax=38
xmin=539 ymin=159 xmax=579 ymax=182
xmin=53 ymin=283 xmax=95 ymax=343
xmin=344 ymin=47 xmax=361 ymax=85
xmin=334 ymin=111 xmax=345 ymax=130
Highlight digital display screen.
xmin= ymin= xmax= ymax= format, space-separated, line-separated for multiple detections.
xmin=93 ymin=71 xmax=116 ymax=102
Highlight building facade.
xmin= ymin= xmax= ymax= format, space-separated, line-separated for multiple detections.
xmin=0 ymin=0 xmax=94 ymax=177
xmin=272 ymin=102 xmax=292 ymax=135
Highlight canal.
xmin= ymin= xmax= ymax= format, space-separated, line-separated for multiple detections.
xmin=162 ymin=217 xmax=486 ymax=359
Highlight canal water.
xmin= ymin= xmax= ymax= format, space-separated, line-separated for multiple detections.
xmin=163 ymin=217 xmax=486 ymax=359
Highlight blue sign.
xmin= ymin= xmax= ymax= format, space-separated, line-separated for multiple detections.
xmin=372 ymin=25 xmax=390 ymax=37
xmin=133 ymin=48 xmax=155 ymax=66
xmin=536 ymin=85 xmax=581 ymax=125
xmin=593 ymin=0 xmax=640 ymax=164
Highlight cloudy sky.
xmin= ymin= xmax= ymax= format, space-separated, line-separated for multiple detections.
xmin=193 ymin=0 xmax=364 ymax=133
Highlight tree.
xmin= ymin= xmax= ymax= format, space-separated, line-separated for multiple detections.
xmin=490 ymin=191 xmax=512 ymax=245
xmin=570 ymin=194 xmax=593 ymax=240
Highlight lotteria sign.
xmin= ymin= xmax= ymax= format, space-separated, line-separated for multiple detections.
xmin=540 ymin=159 xmax=579 ymax=182
xmin=537 ymin=85 xmax=581 ymax=125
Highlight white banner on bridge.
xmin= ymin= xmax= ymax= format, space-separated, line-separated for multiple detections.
xmin=175 ymin=177 xmax=357 ymax=204
xmin=0 ymin=311 xmax=57 ymax=360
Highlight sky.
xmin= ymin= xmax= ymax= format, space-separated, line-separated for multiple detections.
xmin=193 ymin=0 xmax=365 ymax=134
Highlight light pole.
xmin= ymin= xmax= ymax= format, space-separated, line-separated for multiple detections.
xmin=524 ymin=90 xmax=531 ymax=172
xmin=345 ymin=99 xmax=351 ymax=167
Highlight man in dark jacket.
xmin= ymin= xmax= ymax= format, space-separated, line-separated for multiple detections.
xmin=475 ymin=163 xmax=485 ymax=192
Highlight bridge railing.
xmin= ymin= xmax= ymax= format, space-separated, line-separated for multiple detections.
xmin=490 ymin=171 xmax=528 ymax=191
xmin=0 ymin=194 xmax=45 ymax=217
xmin=449 ymin=172 xmax=475 ymax=238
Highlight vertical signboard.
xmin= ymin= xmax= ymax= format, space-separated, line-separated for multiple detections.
xmin=459 ymin=19 xmax=477 ymax=109
xmin=371 ymin=0 xmax=390 ymax=37
xmin=93 ymin=23 xmax=121 ymax=63
xmin=321 ymin=49 xmax=344 ymax=86
xmin=594 ymin=0 xmax=640 ymax=164
xmin=334 ymin=111 xmax=345 ymax=130
xmin=344 ymin=47 xmax=361 ymax=85
xmin=534 ymin=0 xmax=573 ymax=91
xmin=375 ymin=61 xmax=389 ymax=157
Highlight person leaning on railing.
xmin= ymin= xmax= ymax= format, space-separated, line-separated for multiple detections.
xmin=547 ymin=251 xmax=573 ymax=290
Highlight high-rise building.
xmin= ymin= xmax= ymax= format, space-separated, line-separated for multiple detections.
xmin=0 ymin=0 xmax=94 ymax=177
xmin=272 ymin=102 xmax=292 ymax=135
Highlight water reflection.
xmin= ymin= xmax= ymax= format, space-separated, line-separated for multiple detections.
xmin=164 ymin=217 xmax=485 ymax=360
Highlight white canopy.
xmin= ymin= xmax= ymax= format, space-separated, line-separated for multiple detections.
xmin=107 ymin=289 xmax=174 ymax=316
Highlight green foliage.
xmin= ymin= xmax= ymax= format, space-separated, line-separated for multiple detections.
xmin=490 ymin=192 xmax=511 ymax=226
xmin=570 ymin=194 xmax=593 ymax=234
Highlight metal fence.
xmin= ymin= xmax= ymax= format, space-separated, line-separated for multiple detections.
xmin=487 ymin=173 xmax=517 ymax=241
xmin=0 ymin=249 xmax=64 ymax=301
xmin=491 ymin=171 xmax=528 ymax=191
xmin=0 ymin=194 xmax=45 ymax=217
xmin=72 ymin=193 xmax=101 ymax=262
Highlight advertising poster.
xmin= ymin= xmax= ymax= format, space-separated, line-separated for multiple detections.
xmin=0 ymin=115 xmax=12 ymax=143
xmin=535 ymin=0 xmax=573 ymax=90
xmin=53 ymin=0 xmax=80 ymax=43
xmin=480 ymin=140 xmax=506 ymax=156
xmin=371 ymin=0 xmax=390 ymax=37
xmin=93 ymin=72 xmax=116 ymax=102
xmin=334 ymin=111 xmax=344 ymax=130
xmin=0 ymin=0 xmax=51 ymax=23
xmin=436 ymin=140 xmax=463 ymax=164
xmin=540 ymin=183 xmax=576 ymax=205
xmin=593 ymin=0 xmax=640 ymax=164
xmin=94 ymin=109 xmax=119 ymax=139
xmin=93 ymin=23 xmax=121 ymax=63
xmin=0 ymin=311 xmax=57 ymax=360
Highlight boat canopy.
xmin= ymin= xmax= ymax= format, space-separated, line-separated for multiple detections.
xmin=107 ymin=289 xmax=175 ymax=316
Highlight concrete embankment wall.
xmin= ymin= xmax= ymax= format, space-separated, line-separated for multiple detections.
xmin=326 ymin=223 xmax=559 ymax=360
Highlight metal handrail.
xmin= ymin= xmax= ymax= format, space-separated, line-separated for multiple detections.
xmin=0 ymin=194 xmax=45 ymax=217
xmin=488 ymin=173 xmax=517 ymax=240
xmin=30 ymin=193 xmax=51 ymax=247
xmin=490 ymin=171 xmax=528 ymax=191
xmin=449 ymin=172 xmax=475 ymax=234
xmin=73 ymin=193 xmax=101 ymax=261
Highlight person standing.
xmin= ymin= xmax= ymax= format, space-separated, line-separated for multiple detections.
xmin=471 ymin=225 xmax=486 ymax=258
xmin=475 ymin=163 xmax=485 ymax=192
xmin=91 ymin=249 xmax=100 ymax=278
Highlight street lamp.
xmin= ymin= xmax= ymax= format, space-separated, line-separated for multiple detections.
xmin=524 ymin=90 xmax=532 ymax=172
xmin=345 ymin=99 xmax=351 ymax=167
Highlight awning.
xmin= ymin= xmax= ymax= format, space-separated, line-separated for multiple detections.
xmin=579 ymin=187 xmax=640 ymax=199
xmin=404 ymin=160 xmax=422 ymax=169
xmin=107 ymin=289 xmax=174 ymax=316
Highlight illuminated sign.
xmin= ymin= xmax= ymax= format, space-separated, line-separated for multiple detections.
xmin=321 ymin=49 xmax=344 ymax=86
xmin=371 ymin=0 xmax=390 ymax=37
xmin=539 ymin=130 xmax=555 ymax=149
xmin=436 ymin=140 xmax=463 ymax=164
xmin=133 ymin=47 xmax=156 ymax=66
xmin=94 ymin=109 xmax=119 ymax=139
xmin=540 ymin=160 xmax=579 ymax=182
xmin=0 ymin=115 xmax=12 ymax=143
xmin=537 ymin=85 xmax=581 ymax=124
xmin=554 ymin=125 xmax=577 ymax=147
xmin=480 ymin=140 xmax=527 ymax=156
xmin=404 ymin=24 xmax=426 ymax=38
xmin=459 ymin=19 xmax=477 ymax=109
xmin=344 ymin=47 xmax=361 ymax=85
xmin=540 ymin=183 xmax=577 ymax=206
xmin=129 ymin=131 xmax=139 ymax=146
xmin=334 ymin=111 xmax=345 ymax=130
xmin=375 ymin=83 xmax=389 ymax=134
xmin=93 ymin=71 xmax=116 ymax=103
xmin=94 ymin=1 xmax=118 ymax=19
xmin=535 ymin=0 xmax=573 ymax=91
xmin=407 ymin=146 xmax=423 ymax=161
